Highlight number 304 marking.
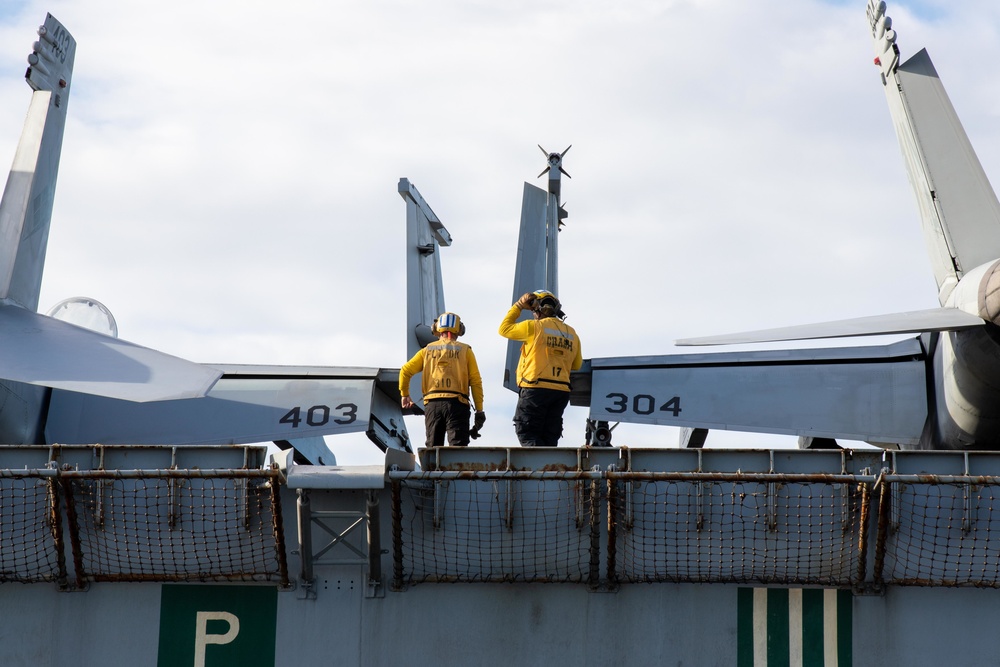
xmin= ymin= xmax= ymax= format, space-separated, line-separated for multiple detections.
xmin=604 ymin=392 xmax=681 ymax=417
xmin=280 ymin=403 xmax=358 ymax=428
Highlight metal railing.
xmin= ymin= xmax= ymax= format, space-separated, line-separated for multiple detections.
xmin=0 ymin=466 xmax=289 ymax=589
xmin=387 ymin=468 xmax=1000 ymax=590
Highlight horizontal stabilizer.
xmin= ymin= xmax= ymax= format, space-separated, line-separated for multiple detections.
xmin=45 ymin=365 xmax=411 ymax=451
xmin=676 ymin=308 xmax=984 ymax=346
xmin=0 ymin=305 xmax=221 ymax=401
xmin=590 ymin=338 xmax=928 ymax=445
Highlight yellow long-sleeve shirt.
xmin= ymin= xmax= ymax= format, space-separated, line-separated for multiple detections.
xmin=498 ymin=304 xmax=582 ymax=392
xmin=399 ymin=338 xmax=484 ymax=411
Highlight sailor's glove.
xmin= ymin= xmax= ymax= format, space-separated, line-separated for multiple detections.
xmin=470 ymin=411 xmax=487 ymax=439
xmin=516 ymin=293 xmax=535 ymax=309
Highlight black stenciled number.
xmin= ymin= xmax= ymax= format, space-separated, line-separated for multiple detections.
xmin=659 ymin=396 xmax=681 ymax=417
xmin=307 ymin=405 xmax=330 ymax=427
xmin=51 ymin=25 xmax=69 ymax=63
xmin=633 ymin=394 xmax=655 ymax=415
xmin=280 ymin=403 xmax=358 ymax=428
xmin=334 ymin=403 xmax=358 ymax=425
xmin=603 ymin=392 xmax=682 ymax=417
xmin=279 ymin=407 xmax=303 ymax=428
xmin=606 ymin=392 xmax=628 ymax=413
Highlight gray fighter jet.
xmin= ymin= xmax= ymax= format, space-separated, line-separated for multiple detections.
xmin=0 ymin=15 xmax=420 ymax=464
xmin=514 ymin=1 xmax=1000 ymax=451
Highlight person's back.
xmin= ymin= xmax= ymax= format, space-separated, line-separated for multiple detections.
xmin=499 ymin=291 xmax=582 ymax=446
xmin=422 ymin=337 xmax=475 ymax=402
xmin=400 ymin=312 xmax=485 ymax=447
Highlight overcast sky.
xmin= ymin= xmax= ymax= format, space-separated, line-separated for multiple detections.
xmin=1 ymin=0 xmax=998 ymax=464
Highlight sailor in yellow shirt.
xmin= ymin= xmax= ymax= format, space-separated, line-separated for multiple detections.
xmin=498 ymin=290 xmax=582 ymax=447
xmin=399 ymin=312 xmax=485 ymax=447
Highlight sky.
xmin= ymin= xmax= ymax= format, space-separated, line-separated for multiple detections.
xmin=1 ymin=0 xmax=999 ymax=464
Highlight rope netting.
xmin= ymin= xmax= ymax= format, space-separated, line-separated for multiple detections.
xmin=0 ymin=470 xmax=287 ymax=588
xmin=0 ymin=477 xmax=63 ymax=583
xmin=879 ymin=481 xmax=1000 ymax=587
xmin=70 ymin=476 xmax=285 ymax=584
xmin=390 ymin=473 xmax=873 ymax=588
xmin=613 ymin=480 xmax=865 ymax=586
xmin=394 ymin=479 xmax=597 ymax=584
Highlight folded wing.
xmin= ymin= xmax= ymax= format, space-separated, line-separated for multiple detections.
xmin=0 ymin=305 xmax=221 ymax=402
xmin=676 ymin=308 xmax=984 ymax=346
xmin=45 ymin=365 xmax=410 ymax=452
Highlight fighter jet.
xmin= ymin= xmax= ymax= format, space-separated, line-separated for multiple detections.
xmin=524 ymin=1 xmax=1000 ymax=451
xmin=0 ymin=15 xmax=429 ymax=464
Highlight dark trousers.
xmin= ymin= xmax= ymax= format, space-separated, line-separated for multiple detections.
xmin=513 ymin=387 xmax=570 ymax=447
xmin=424 ymin=398 xmax=471 ymax=447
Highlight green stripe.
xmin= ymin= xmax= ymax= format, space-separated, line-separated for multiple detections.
xmin=767 ymin=589 xmax=790 ymax=667
xmin=837 ymin=589 xmax=852 ymax=667
xmin=801 ymin=589 xmax=824 ymax=666
xmin=737 ymin=588 xmax=852 ymax=666
xmin=737 ymin=588 xmax=754 ymax=667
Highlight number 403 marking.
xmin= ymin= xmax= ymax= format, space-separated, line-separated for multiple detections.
xmin=279 ymin=403 xmax=358 ymax=428
xmin=604 ymin=392 xmax=681 ymax=417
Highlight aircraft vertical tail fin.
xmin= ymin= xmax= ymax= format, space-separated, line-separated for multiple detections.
xmin=0 ymin=14 xmax=75 ymax=312
xmin=503 ymin=182 xmax=561 ymax=392
xmin=869 ymin=2 xmax=1000 ymax=304
xmin=398 ymin=178 xmax=451 ymax=403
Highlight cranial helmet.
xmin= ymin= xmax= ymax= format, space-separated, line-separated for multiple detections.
xmin=532 ymin=290 xmax=560 ymax=310
xmin=531 ymin=290 xmax=565 ymax=318
xmin=435 ymin=312 xmax=466 ymax=336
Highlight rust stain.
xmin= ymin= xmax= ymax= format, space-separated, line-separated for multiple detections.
xmin=436 ymin=461 xmax=507 ymax=472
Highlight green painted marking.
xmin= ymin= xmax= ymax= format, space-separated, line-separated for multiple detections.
xmin=801 ymin=588 xmax=824 ymax=666
xmin=738 ymin=588 xmax=853 ymax=667
xmin=837 ymin=589 xmax=852 ymax=667
xmin=157 ymin=584 xmax=277 ymax=667
xmin=766 ymin=588 xmax=790 ymax=667
xmin=737 ymin=587 xmax=755 ymax=667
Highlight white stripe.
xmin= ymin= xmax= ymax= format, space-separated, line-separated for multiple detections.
xmin=753 ymin=588 xmax=768 ymax=667
xmin=789 ymin=589 xmax=803 ymax=667
xmin=824 ymin=589 xmax=838 ymax=667
xmin=542 ymin=327 xmax=572 ymax=338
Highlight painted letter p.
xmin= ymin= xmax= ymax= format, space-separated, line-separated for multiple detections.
xmin=194 ymin=611 xmax=240 ymax=667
